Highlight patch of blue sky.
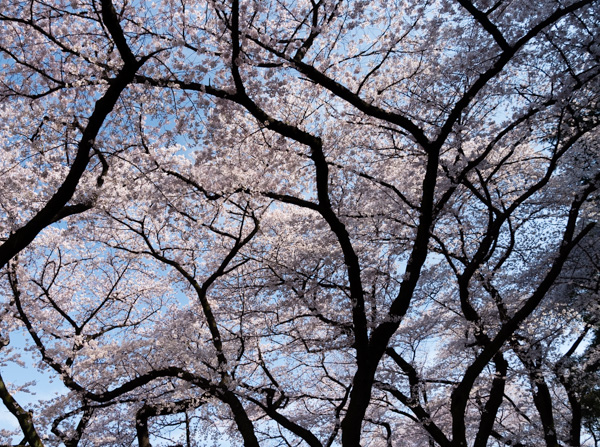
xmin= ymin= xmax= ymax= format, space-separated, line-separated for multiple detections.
xmin=0 ymin=330 xmax=68 ymax=441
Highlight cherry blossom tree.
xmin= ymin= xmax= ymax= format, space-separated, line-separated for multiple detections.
xmin=1 ymin=0 xmax=599 ymax=446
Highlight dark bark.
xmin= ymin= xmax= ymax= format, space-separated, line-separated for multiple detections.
xmin=0 ymin=0 xmax=144 ymax=269
xmin=0 ymin=371 xmax=44 ymax=447
xmin=135 ymin=400 xmax=200 ymax=447
xmin=530 ymin=372 xmax=561 ymax=447
xmin=249 ymin=399 xmax=324 ymax=447
xmin=382 ymin=349 xmax=452 ymax=447
xmin=559 ymin=376 xmax=583 ymax=447
xmin=450 ymin=176 xmax=597 ymax=446
xmin=474 ymin=354 xmax=508 ymax=447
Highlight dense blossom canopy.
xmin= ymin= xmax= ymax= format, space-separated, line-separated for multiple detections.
xmin=0 ymin=0 xmax=599 ymax=446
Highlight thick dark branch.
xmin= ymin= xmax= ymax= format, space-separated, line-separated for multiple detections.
xmin=450 ymin=178 xmax=598 ymax=446
xmin=289 ymin=60 xmax=431 ymax=148
xmin=249 ymin=396 xmax=324 ymax=447
xmin=49 ymin=203 xmax=94 ymax=224
xmin=199 ymin=7 xmax=370 ymax=381
xmin=436 ymin=0 xmax=595 ymax=149
xmin=111 ymin=212 xmax=261 ymax=447
xmin=455 ymin=0 xmax=509 ymax=50
xmin=136 ymin=399 xmax=201 ymax=447
xmin=530 ymin=372 xmax=561 ymax=447
xmin=51 ymin=405 xmax=94 ymax=447
xmin=383 ymin=349 xmax=452 ymax=447
xmin=340 ymin=121 xmax=441 ymax=447
xmin=473 ymin=354 xmax=508 ymax=447
xmin=0 ymin=369 xmax=44 ymax=447
xmin=0 ymin=35 xmax=143 ymax=269
xmin=490 ymin=430 xmax=528 ymax=447
xmin=375 ymin=380 xmax=451 ymax=447
xmin=100 ymin=0 xmax=136 ymax=65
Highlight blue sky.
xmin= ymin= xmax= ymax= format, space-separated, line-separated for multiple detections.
xmin=0 ymin=331 xmax=67 ymax=440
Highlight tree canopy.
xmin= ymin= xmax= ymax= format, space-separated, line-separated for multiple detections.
xmin=0 ymin=0 xmax=599 ymax=445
